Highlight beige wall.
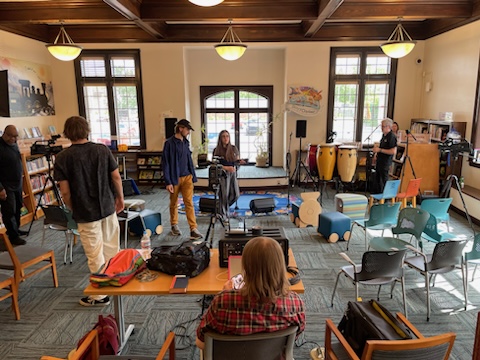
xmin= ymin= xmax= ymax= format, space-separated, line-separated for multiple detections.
xmin=0 ymin=23 xmax=478 ymax=173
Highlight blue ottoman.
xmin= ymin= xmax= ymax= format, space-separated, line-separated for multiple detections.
xmin=129 ymin=209 xmax=163 ymax=236
xmin=318 ymin=211 xmax=351 ymax=243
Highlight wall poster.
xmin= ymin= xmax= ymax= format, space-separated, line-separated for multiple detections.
xmin=0 ymin=56 xmax=55 ymax=117
xmin=286 ymin=85 xmax=322 ymax=116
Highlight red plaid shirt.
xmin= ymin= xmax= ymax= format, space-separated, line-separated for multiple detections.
xmin=196 ymin=290 xmax=305 ymax=342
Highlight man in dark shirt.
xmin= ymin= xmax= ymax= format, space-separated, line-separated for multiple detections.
xmin=54 ymin=116 xmax=124 ymax=306
xmin=372 ymin=118 xmax=397 ymax=193
xmin=0 ymin=125 xmax=27 ymax=245
xmin=162 ymin=119 xmax=202 ymax=240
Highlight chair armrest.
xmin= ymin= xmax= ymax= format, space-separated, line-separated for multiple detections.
xmin=405 ymin=245 xmax=427 ymax=263
xmin=395 ymin=312 xmax=424 ymax=339
xmin=339 ymin=252 xmax=356 ymax=266
xmin=156 ymin=331 xmax=176 ymax=360
xmin=40 ymin=357 xmax=64 ymax=360
xmin=325 ymin=319 xmax=359 ymax=360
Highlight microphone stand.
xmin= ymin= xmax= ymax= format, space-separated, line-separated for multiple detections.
xmin=364 ymin=123 xmax=382 ymax=194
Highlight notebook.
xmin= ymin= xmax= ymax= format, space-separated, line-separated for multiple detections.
xmin=228 ymin=256 xmax=243 ymax=279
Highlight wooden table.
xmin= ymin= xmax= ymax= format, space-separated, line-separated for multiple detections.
xmin=85 ymin=248 xmax=304 ymax=351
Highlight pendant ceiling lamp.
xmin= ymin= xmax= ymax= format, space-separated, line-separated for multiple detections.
xmin=380 ymin=20 xmax=416 ymax=59
xmin=46 ymin=25 xmax=82 ymax=61
xmin=188 ymin=0 xmax=224 ymax=6
xmin=214 ymin=22 xmax=247 ymax=61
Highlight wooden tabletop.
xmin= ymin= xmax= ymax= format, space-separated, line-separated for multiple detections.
xmin=85 ymin=248 xmax=304 ymax=296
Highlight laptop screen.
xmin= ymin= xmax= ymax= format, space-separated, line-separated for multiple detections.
xmin=228 ymin=256 xmax=243 ymax=279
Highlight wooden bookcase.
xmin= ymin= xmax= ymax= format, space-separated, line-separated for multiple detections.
xmin=137 ymin=151 xmax=163 ymax=186
xmin=113 ymin=150 xmax=139 ymax=180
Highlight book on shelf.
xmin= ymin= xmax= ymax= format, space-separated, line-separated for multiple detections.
xmin=147 ymin=156 xmax=161 ymax=165
xmin=137 ymin=158 xmax=146 ymax=165
xmin=139 ymin=170 xmax=154 ymax=179
xmin=153 ymin=171 xmax=162 ymax=179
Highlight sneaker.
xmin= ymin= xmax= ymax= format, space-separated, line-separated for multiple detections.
xmin=79 ymin=296 xmax=110 ymax=307
xmin=170 ymin=225 xmax=181 ymax=236
xmin=10 ymin=237 xmax=26 ymax=246
xmin=190 ymin=228 xmax=203 ymax=240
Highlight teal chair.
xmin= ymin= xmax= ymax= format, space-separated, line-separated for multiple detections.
xmin=348 ymin=202 xmax=401 ymax=251
xmin=465 ymin=233 xmax=480 ymax=282
xmin=421 ymin=214 xmax=457 ymax=245
xmin=420 ymin=198 xmax=453 ymax=231
xmin=368 ymin=179 xmax=401 ymax=209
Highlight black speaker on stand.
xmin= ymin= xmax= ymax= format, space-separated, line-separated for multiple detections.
xmin=289 ymin=120 xmax=316 ymax=189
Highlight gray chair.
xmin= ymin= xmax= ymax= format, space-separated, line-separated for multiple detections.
xmin=203 ymin=326 xmax=298 ymax=360
xmin=41 ymin=204 xmax=79 ymax=264
xmin=465 ymin=233 xmax=480 ymax=282
xmin=391 ymin=207 xmax=430 ymax=250
xmin=421 ymin=213 xmax=457 ymax=244
xmin=331 ymin=250 xmax=408 ymax=316
xmin=404 ymin=240 xmax=467 ymax=321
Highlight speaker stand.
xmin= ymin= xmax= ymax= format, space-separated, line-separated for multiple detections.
xmin=290 ymin=137 xmax=317 ymax=190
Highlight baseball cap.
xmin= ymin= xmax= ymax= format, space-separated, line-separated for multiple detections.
xmin=176 ymin=119 xmax=194 ymax=131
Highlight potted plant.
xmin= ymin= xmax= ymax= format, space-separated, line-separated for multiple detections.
xmin=195 ymin=124 xmax=210 ymax=168
xmin=254 ymin=124 xmax=270 ymax=167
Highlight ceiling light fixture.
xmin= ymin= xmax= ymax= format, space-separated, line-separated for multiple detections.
xmin=214 ymin=22 xmax=247 ymax=61
xmin=46 ymin=25 xmax=82 ymax=61
xmin=188 ymin=0 xmax=224 ymax=6
xmin=380 ymin=20 xmax=416 ymax=59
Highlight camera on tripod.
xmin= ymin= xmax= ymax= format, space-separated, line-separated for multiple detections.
xmin=438 ymin=138 xmax=472 ymax=158
xmin=208 ymin=157 xmax=227 ymax=189
xmin=31 ymin=134 xmax=63 ymax=157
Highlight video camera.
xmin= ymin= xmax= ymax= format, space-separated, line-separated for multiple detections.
xmin=31 ymin=134 xmax=63 ymax=157
xmin=208 ymin=156 xmax=227 ymax=189
xmin=438 ymin=138 xmax=473 ymax=157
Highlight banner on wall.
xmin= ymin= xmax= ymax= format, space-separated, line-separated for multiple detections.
xmin=0 ymin=57 xmax=55 ymax=117
xmin=286 ymin=85 xmax=322 ymax=116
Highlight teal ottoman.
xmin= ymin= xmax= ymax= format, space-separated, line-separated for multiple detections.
xmin=318 ymin=211 xmax=351 ymax=243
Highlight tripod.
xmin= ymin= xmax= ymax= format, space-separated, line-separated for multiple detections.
xmin=26 ymin=154 xmax=63 ymax=236
xmin=399 ymin=131 xmax=418 ymax=193
xmin=290 ymin=137 xmax=317 ymax=190
xmin=204 ymin=165 xmax=226 ymax=248
xmin=285 ymin=132 xmax=293 ymax=208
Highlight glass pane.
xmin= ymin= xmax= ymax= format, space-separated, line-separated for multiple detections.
xmin=83 ymin=85 xmax=111 ymax=145
xmin=110 ymin=57 xmax=136 ymax=77
xmin=80 ymin=58 xmax=106 ymax=77
xmin=239 ymin=113 xmax=269 ymax=162
xmin=239 ymin=91 xmax=268 ymax=108
xmin=335 ymin=55 xmax=360 ymax=75
xmin=361 ymin=82 xmax=389 ymax=143
xmin=204 ymin=113 xmax=235 ymax=158
xmin=366 ymin=55 xmax=391 ymax=75
xmin=113 ymin=86 xmax=140 ymax=146
xmin=205 ymin=91 xmax=235 ymax=109
xmin=333 ymin=83 xmax=359 ymax=143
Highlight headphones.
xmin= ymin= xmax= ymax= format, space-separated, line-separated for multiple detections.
xmin=287 ymin=266 xmax=301 ymax=285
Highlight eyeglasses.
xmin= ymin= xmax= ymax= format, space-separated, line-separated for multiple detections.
xmin=381 ymin=125 xmax=390 ymax=128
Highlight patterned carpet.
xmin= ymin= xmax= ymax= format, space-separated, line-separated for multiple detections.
xmin=0 ymin=186 xmax=478 ymax=360
xmin=178 ymin=191 xmax=299 ymax=217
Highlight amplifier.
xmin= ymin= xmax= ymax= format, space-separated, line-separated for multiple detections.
xmin=218 ymin=228 xmax=289 ymax=268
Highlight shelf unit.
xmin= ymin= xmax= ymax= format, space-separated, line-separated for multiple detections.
xmin=410 ymin=119 xmax=466 ymax=189
xmin=390 ymin=143 xmax=440 ymax=194
xmin=113 ymin=150 xmax=139 ymax=180
xmin=136 ymin=151 xmax=163 ymax=185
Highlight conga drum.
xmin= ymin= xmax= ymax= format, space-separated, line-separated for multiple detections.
xmin=337 ymin=145 xmax=358 ymax=182
xmin=316 ymin=144 xmax=336 ymax=181
xmin=306 ymin=144 xmax=318 ymax=176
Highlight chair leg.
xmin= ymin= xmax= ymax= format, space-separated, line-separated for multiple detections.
xmin=412 ymin=196 xmax=416 ymax=208
xmin=10 ymin=281 xmax=20 ymax=320
xmin=124 ymin=220 xmax=129 ymax=249
xmin=400 ymin=277 xmax=407 ymax=318
xmin=42 ymin=225 xmax=47 ymax=247
xmin=473 ymin=264 xmax=478 ymax=281
xmin=377 ymin=285 xmax=382 ymax=300
xmin=355 ymin=282 xmax=359 ymax=301
xmin=49 ymin=252 xmax=59 ymax=287
xmin=346 ymin=223 xmax=357 ymax=251
xmin=330 ymin=271 xmax=343 ymax=306
xmin=63 ymin=232 xmax=69 ymax=265
xmin=462 ymin=262 xmax=467 ymax=310
xmin=425 ymin=272 xmax=431 ymax=321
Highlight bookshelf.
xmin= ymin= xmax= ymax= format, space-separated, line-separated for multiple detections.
xmin=137 ymin=151 xmax=163 ymax=185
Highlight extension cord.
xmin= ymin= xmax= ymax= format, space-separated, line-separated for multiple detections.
xmin=309 ymin=346 xmax=325 ymax=360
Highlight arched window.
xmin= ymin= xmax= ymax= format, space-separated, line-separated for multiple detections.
xmin=200 ymin=86 xmax=273 ymax=163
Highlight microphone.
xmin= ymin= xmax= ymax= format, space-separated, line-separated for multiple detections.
xmin=406 ymin=129 xmax=417 ymax=141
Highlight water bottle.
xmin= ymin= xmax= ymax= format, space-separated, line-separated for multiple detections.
xmin=140 ymin=230 xmax=151 ymax=260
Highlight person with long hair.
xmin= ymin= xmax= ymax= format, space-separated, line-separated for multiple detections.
xmin=212 ymin=130 xmax=243 ymax=222
xmin=196 ymin=236 xmax=306 ymax=350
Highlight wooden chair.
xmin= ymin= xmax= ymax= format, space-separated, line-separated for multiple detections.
xmin=0 ymin=269 xmax=20 ymax=320
xmin=324 ymin=313 xmax=456 ymax=360
xmin=203 ymin=326 xmax=297 ymax=360
xmin=40 ymin=329 xmax=176 ymax=360
xmin=396 ymin=178 xmax=422 ymax=208
xmin=0 ymin=233 xmax=58 ymax=289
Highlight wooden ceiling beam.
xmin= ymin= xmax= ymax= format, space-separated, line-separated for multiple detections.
xmin=304 ymin=0 xmax=345 ymax=37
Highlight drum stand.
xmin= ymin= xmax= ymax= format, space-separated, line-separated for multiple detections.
xmin=290 ymin=137 xmax=317 ymax=190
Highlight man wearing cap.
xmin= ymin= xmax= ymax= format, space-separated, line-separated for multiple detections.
xmin=162 ymin=119 xmax=203 ymax=240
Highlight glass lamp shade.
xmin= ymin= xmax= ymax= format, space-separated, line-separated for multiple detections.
xmin=380 ymin=41 xmax=416 ymax=59
xmin=46 ymin=44 xmax=82 ymax=61
xmin=214 ymin=44 xmax=247 ymax=61
xmin=189 ymin=0 xmax=223 ymax=6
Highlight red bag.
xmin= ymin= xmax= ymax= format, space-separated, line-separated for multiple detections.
xmin=77 ymin=314 xmax=120 ymax=359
